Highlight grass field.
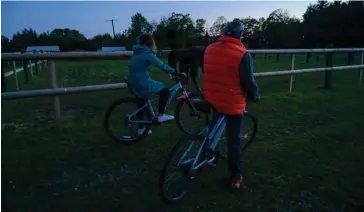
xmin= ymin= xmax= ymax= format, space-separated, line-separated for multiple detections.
xmin=2 ymin=53 xmax=364 ymax=211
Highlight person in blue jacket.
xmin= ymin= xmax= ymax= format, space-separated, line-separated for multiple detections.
xmin=127 ymin=33 xmax=177 ymax=135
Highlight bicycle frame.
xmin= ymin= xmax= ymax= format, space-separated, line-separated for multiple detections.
xmin=178 ymin=114 xmax=226 ymax=171
xmin=126 ymin=81 xmax=198 ymax=125
xmin=179 ymin=110 xmax=251 ymax=171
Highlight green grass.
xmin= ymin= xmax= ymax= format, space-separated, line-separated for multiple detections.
xmin=2 ymin=53 xmax=364 ymax=211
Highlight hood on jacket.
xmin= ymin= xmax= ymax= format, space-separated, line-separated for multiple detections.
xmin=132 ymin=44 xmax=152 ymax=54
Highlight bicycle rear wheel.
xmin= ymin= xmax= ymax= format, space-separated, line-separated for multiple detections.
xmin=160 ymin=134 xmax=206 ymax=204
xmin=241 ymin=111 xmax=258 ymax=151
xmin=216 ymin=111 xmax=258 ymax=157
xmin=103 ymin=98 xmax=152 ymax=144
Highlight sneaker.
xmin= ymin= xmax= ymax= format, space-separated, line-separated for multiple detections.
xmin=157 ymin=114 xmax=175 ymax=123
xmin=137 ymin=128 xmax=152 ymax=135
xmin=231 ymin=176 xmax=244 ymax=189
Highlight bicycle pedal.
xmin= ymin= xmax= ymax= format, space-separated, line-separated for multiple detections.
xmin=152 ymin=118 xmax=162 ymax=125
xmin=214 ymin=151 xmax=222 ymax=163
xmin=206 ymin=157 xmax=217 ymax=168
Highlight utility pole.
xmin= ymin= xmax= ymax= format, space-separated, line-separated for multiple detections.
xmin=106 ymin=19 xmax=118 ymax=38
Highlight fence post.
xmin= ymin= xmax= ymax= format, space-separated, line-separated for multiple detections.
xmin=276 ymin=54 xmax=280 ymax=63
xmin=29 ymin=61 xmax=34 ymax=79
xmin=289 ymin=54 xmax=295 ymax=93
xmin=34 ymin=60 xmax=39 ymax=74
xmin=348 ymin=52 xmax=354 ymax=65
xmin=23 ymin=60 xmax=29 ymax=83
xmin=360 ymin=52 xmax=363 ymax=84
xmin=12 ymin=61 xmax=19 ymax=90
xmin=1 ymin=60 xmax=6 ymax=93
xmin=324 ymin=44 xmax=334 ymax=88
xmin=306 ymin=52 xmax=311 ymax=64
xmin=49 ymin=60 xmax=61 ymax=119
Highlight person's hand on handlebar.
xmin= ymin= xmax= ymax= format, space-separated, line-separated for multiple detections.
xmin=169 ymin=71 xmax=187 ymax=79
xmin=176 ymin=72 xmax=187 ymax=77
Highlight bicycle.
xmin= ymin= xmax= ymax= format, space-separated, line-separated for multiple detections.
xmin=159 ymin=99 xmax=258 ymax=203
xmin=103 ymin=74 xmax=208 ymax=144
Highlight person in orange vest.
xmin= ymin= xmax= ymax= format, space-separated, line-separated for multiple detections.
xmin=203 ymin=18 xmax=260 ymax=189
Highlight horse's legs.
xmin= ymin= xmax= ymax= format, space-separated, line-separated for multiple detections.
xmin=180 ymin=65 xmax=189 ymax=90
xmin=189 ymin=66 xmax=201 ymax=91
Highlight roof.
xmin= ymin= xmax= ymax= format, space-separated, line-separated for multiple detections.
xmin=99 ymin=46 xmax=126 ymax=52
xmin=26 ymin=46 xmax=60 ymax=52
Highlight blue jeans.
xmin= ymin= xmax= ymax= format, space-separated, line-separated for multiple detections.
xmin=211 ymin=111 xmax=243 ymax=179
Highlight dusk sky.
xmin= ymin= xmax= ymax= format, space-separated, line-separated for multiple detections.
xmin=1 ymin=1 xmax=314 ymax=39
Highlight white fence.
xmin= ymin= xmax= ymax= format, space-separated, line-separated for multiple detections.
xmin=4 ymin=61 xmax=45 ymax=77
xmin=1 ymin=48 xmax=364 ymax=119
xmin=3 ymin=60 xmax=47 ymax=90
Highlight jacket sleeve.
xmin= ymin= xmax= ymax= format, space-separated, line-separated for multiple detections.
xmin=146 ymin=52 xmax=176 ymax=74
xmin=239 ymin=52 xmax=260 ymax=101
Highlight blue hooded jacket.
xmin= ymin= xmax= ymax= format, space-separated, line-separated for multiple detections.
xmin=127 ymin=44 xmax=175 ymax=99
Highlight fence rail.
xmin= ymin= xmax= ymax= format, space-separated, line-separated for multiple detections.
xmin=2 ymin=64 xmax=364 ymax=101
xmin=2 ymin=48 xmax=364 ymax=61
xmin=1 ymin=48 xmax=364 ymax=119
xmin=4 ymin=61 xmax=45 ymax=77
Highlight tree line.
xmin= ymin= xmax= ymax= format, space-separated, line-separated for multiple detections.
xmin=1 ymin=0 xmax=364 ymax=53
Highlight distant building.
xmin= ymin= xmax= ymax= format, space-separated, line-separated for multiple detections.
xmin=98 ymin=46 xmax=126 ymax=52
xmin=26 ymin=46 xmax=60 ymax=53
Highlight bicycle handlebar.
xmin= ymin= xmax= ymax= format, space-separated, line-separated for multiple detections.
xmin=169 ymin=73 xmax=187 ymax=82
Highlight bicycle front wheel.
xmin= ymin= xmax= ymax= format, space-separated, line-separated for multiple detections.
xmin=103 ymin=98 xmax=152 ymax=144
xmin=160 ymin=134 xmax=206 ymax=204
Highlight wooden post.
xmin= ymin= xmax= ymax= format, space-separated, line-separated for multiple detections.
xmin=22 ymin=60 xmax=29 ymax=83
xmin=348 ymin=52 xmax=354 ymax=65
xmin=34 ymin=60 xmax=39 ymax=74
xmin=324 ymin=44 xmax=334 ymax=88
xmin=360 ymin=52 xmax=363 ymax=84
xmin=12 ymin=61 xmax=19 ymax=90
xmin=49 ymin=60 xmax=61 ymax=118
xmin=1 ymin=60 xmax=6 ymax=93
xmin=289 ymin=54 xmax=295 ymax=93
xmin=306 ymin=52 xmax=311 ymax=64
xmin=29 ymin=61 xmax=34 ymax=79
xmin=276 ymin=53 xmax=280 ymax=63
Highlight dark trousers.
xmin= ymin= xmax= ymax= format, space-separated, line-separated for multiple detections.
xmin=136 ymin=88 xmax=170 ymax=129
xmin=211 ymin=111 xmax=243 ymax=179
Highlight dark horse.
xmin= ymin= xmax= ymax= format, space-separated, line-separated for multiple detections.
xmin=167 ymin=46 xmax=206 ymax=91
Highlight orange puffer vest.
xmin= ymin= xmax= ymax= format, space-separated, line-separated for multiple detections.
xmin=203 ymin=36 xmax=248 ymax=115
